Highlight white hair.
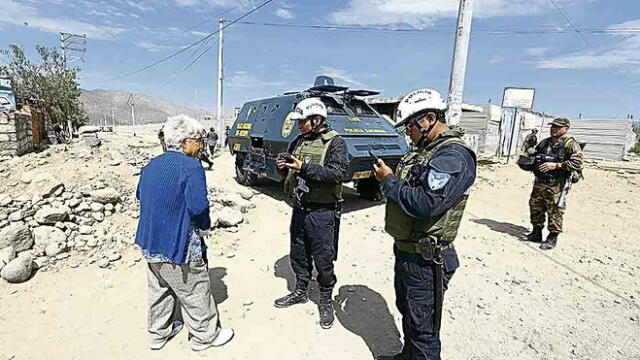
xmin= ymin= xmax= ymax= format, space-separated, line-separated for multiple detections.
xmin=163 ymin=114 xmax=204 ymax=148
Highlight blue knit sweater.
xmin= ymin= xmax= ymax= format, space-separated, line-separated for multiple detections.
xmin=135 ymin=151 xmax=211 ymax=264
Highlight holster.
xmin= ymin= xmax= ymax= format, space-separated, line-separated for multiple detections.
xmin=419 ymin=237 xmax=444 ymax=333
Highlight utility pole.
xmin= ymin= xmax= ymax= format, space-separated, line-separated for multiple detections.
xmin=59 ymin=32 xmax=87 ymax=142
xmin=111 ymin=108 xmax=115 ymax=130
xmin=446 ymin=0 xmax=475 ymax=126
xmin=216 ymin=18 xmax=225 ymax=147
xmin=127 ymin=93 xmax=136 ymax=136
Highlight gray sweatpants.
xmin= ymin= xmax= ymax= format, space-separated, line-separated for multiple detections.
xmin=146 ymin=260 xmax=220 ymax=347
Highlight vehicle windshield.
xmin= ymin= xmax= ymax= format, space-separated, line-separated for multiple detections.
xmin=347 ymin=99 xmax=377 ymax=117
xmin=320 ymin=97 xmax=347 ymax=115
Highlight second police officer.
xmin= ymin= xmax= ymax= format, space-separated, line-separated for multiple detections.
xmin=373 ymin=89 xmax=477 ymax=360
xmin=274 ymin=98 xmax=349 ymax=329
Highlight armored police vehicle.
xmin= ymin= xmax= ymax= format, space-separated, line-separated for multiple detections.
xmin=227 ymin=76 xmax=410 ymax=199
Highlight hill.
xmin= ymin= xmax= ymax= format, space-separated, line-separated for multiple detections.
xmin=80 ymin=89 xmax=219 ymax=126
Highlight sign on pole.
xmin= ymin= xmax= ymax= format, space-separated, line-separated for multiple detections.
xmin=502 ymin=87 xmax=535 ymax=110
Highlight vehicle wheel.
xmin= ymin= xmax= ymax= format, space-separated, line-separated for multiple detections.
xmin=235 ymin=153 xmax=259 ymax=186
xmin=356 ymin=177 xmax=382 ymax=201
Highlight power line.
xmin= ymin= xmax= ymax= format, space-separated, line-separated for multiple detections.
xmin=158 ymin=38 xmax=218 ymax=89
xmin=231 ymin=20 xmax=640 ymax=35
xmin=547 ymin=0 xmax=616 ymax=69
xmin=99 ymin=0 xmax=275 ymax=83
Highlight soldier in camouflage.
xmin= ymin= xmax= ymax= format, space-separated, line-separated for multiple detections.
xmin=526 ymin=117 xmax=583 ymax=250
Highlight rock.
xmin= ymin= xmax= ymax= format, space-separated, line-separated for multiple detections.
xmin=238 ymin=188 xmax=254 ymax=200
xmin=104 ymin=210 xmax=113 ymax=217
xmin=34 ymin=206 xmax=70 ymax=225
xmin=0 ymin=195 xmax=12 ymax=207
xmin=33 ymin=226 xmax=66 ymax=247
xmin=108 ymin=252 xmax=121 ymax=262
xmin=0 ymin=246 xmax=16 ymax=272
xmin=85 ymin=236 xmax=98 ymax=248
xmin=33 ymin=256 xmax=49 ymax=268
xmin=1 ymin=257 xmax=34 ymax=283
xmin=104 ymin=203 xmax=114 ymax=212
xmin=0 ymin=224 xmax=33 ymax=252
xmin=68 ymin=198 xmax=82 ymax=208
xmin=54 ymin=222 xmax=66 ymax=230
xmin=45 ymin=242 xmax=64 ymax=257
xmin=20 ymin=172 xmax=33 ymax=184
xmin=114 ymin=203 xmax=123 ymax=213
xmin=219 ymin=193 xmax=254 ymax=212
xmin=55 ymin=253 xmax=70 ymax=261
xmin=92 ymin=212 xmax=105 ymax=222
xmin=79 ymin=225 xmax=94 ymax=235
xmin=90 ymin=188 xmax=121 ymax=204
xmin=78 ymin=125 xmax=99 ymax=134
xmin=27 ymin=173 xmax=64 ymax=198
xmin=217 ymin=207 xmax=244 ymax=227
xmin=90 ymin=202 xmax=104 ymax=212
xmin=74 ymin=202 xmax=90 ymax=213
xmin=0 ymin=212 xmax=7 ymax=221
xmin=8 ymin=210 xmax=26 ymax=222
xmin=53 ymin=187 xmax=64 ymax=197
xmin=97 ymin=258 xmax=110 ymax=268
xmin=109 ymin=160 xmax=121 ymax=166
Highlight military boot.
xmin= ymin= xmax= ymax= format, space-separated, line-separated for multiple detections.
xmin=540 ymin=232 xmax=559 ymax=250
xmin=274 ymin=284 xmax=309 ymax=308
xmin=318 ymin=287 xmax=335 ymax=329
xmin=526 ymin=226 xmax=543 ymax=243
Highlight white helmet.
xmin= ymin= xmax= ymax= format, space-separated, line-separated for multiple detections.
xmin=396 ymin=88 xmax=447 ymax=127
xmin=291 ymin=97 xmax=327 ymax=120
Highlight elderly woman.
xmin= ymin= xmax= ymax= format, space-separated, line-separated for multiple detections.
xmin=135 ymin=114 xmax=233 ymax=351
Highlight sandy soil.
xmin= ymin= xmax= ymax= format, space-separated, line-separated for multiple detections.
xmin=0 ymin=126 xmax=639 ymax=360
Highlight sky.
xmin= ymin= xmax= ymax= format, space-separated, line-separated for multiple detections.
xmin=1 ymin=0 xmax=639 ymax=119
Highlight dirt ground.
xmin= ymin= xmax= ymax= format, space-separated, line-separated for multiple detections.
xmin=1 ymin=125 xmax=639 ymax=360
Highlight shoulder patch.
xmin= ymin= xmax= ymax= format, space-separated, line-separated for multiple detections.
xmin=428 ymin=148 xmax=464 ymax=174
xmin=428 ymin=170 xmax=451 ymax=191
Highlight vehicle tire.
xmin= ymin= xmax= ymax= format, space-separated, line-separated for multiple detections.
xmin=356 ymin=177 xmax=382 ymax=201
xmin=235 ymin=153 xmax=259 ymax=186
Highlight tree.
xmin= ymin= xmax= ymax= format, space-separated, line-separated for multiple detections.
xmin=0 ymin=44 xmax=86 ymax=131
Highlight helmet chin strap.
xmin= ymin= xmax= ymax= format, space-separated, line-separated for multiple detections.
xmin=413 ymin=117 xmax=436 ymax=147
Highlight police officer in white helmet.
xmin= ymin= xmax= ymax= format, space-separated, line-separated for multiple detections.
xmin=275 ymin=97 xmax=349 ymax=329
xmin=373 ymin=89 xmax=477 ymax=360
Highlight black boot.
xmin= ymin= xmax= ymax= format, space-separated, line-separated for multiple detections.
xmin=318 ymin=287 xmax=335 ymax=329
xmin=526 ymin=226 xmax=543 ymax=242
xmin=540 ymin=232 xmax=559 ymax=250
xmin=274 ymin=284 xmax=308 ymax=308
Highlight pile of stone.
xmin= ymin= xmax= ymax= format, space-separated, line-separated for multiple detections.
xmin=78 ymin=126 xmax=101 ymax=148
xmin=207 ymin=186 xmax=257 ymax=228
xmin=0 ymin=172 xmax=128 ymax=283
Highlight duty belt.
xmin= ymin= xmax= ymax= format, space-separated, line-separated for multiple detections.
xmin=394 ymin=239 xmax=452 ymax=257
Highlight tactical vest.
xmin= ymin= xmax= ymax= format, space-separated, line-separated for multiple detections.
xmin=533 ymin=136 xmax=575 ymax=186
xmin=385 ymin=135 xmax=475 ymax=253
xmin=284 ymin=130 xmax=343 ymax=205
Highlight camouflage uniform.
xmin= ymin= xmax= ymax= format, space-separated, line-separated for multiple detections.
xmin=529 ymin=135 xmax=583 ymax=233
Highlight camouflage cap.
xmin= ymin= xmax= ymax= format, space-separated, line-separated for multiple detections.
xmin=548 ymin=117 xmax=570 ymax=128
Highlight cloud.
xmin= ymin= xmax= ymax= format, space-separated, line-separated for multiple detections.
xmin=227 ymin=71 xmax=287 ymax=89
xmin=525 ymin=47 xmax=550 ymax=57
xmin=135 ymin=41 xmax=181 ymax=53
xmin=172 ymin=0 xmax=199 ymax=6
xmin=318 ymin=66 xmax=367 ymax=88
xmin=536 ymin=19 xmax=640 ymax=71
xmin=329 ymin=0 xmax=581 ymax=27
xmin=0 ymin=0 xmax=123 ymax=40
xmin=275 ymin=8 xmax=294 ymax=19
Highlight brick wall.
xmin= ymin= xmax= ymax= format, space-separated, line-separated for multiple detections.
xmin=0 ymin=110 xmax=33 ymax=157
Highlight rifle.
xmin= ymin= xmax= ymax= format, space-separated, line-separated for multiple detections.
xmin=556 ymin=178 xmax=571 ymax=207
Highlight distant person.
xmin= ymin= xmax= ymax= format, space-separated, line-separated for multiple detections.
xmin=135 ymin=114 xmax=233 ymax=352
xmin=523 ymin=128 xmax=539 ymax=156
xmin=526 ymin=118 xmax=583 ymax=250
xmin=224 ymin=125 xmax=230 ymax=146
xmin=275 ymin=98 xmax=349 ymax=329
xmin=158 ymin=127 xmax=167 ymax=152
xmin=197 ymin=130 xmax=214 ymax=170
xmin=373 ymin=88 xmax=477 ymax=360
xmin=207 ymin=127 xmax=219 ymax=158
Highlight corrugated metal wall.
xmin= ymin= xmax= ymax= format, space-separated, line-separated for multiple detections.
xmin=539 ymin=118 xmax=637 ymax=160
xmin=460 ymin=104 xmax=502 ymax=157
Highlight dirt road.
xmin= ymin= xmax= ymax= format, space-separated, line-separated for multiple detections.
xmin=1 ymin=127 xmax=638 ymax=360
